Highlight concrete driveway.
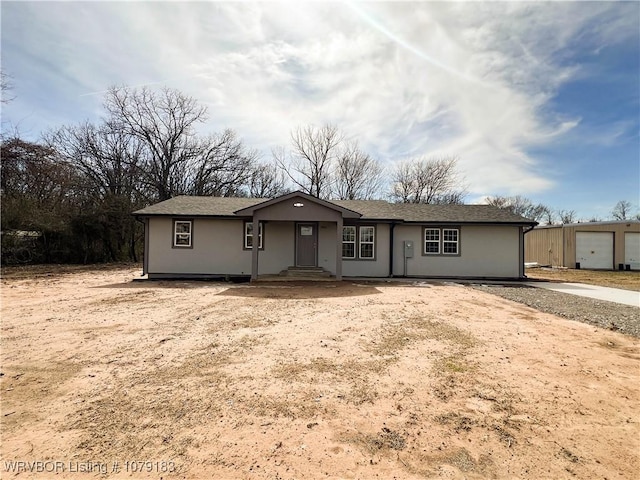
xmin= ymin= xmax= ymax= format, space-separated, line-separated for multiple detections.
xmin=527 ymin=282 xmax=640 ymax=307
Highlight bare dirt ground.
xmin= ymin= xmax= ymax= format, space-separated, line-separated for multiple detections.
xmin=526 ymin=267 xmax=640 ymax=291
xmin=1 ymin=266 xmax=638 ymax=479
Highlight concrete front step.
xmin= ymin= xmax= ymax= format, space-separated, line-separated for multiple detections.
xmin=279 ymin=266 xmax=332 ymax=278
xmin=256 ymin=275 xmax=336 ymax=282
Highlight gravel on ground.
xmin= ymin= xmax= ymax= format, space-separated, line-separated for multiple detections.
xmin=472 ymin=284 xmax=640 ymax=338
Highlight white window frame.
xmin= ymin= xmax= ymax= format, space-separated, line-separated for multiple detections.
xmin=244 ymin=222 xmax=263 ymax=249
xmin=442 ymin=228 xmax=459 ymax=255
xmin=359 ymin=226 xmax=375 ymax=259
xmin=424 ymin=228 xmax=440 ymax=255
xmin=173 ymin=220 xmax=192 ymax=248
xmin=342 ymin=226 xmax=356 ymax=259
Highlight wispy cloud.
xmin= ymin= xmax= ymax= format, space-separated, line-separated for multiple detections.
xmin=1 ymin=1 xmax=637 ymax=201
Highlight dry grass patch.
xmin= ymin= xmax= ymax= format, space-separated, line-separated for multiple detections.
xmin=64 ymin=337 xmax=261 ymax=465
xmin=272 ymin=356 xmax=390 ymax=381
xmin=71 ymin=383 xmax=209 ymax=462
xmin=0 ymin=262 xmax=140 ymax=280
xmin=428 ymin=448 xmax=495 ymax=475
xmin=203 ymin=299 xmax=283 ymax=333
xmin=433 ymin=409 xmax=519 ymax=448
xmin=238 ymin=389 xmax=331 ymax=419
xmin=271 ymin=356 xmax=390 ymax=406
xmin=433 ymin=354 xmax=476 ymax=375
xmin=91 ymin=290 xmax=157 ymax=306
xmin=434 ymin=412 xmax=476 ymax=432
xmin=365 ymin=316 xmax=477 ymax=358
xmin=338 ymin=427 xmax=407 ymax=454
xmin=398 ymin=447 xmax=496 ymax=478
xmin=526 ymin=267 xmax=640 ymax=291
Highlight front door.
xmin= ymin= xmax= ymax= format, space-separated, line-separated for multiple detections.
xmin=296 ymin=223 xmax=317 ymax=266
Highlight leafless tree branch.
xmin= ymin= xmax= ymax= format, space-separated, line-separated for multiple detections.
xmin=390 ymin=155 xmax=467 ymax=204
xmin=333 ymin=141 xmax=383 ymax=200
xmin=275 ymin=124 xmax=342 ymax=198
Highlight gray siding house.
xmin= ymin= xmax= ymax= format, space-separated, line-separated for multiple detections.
xmin=133 ymin=191 xmax=537 ymax=280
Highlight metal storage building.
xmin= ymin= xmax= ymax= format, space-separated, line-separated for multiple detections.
xmin=525 ymin=221 xmax=640 ymax=270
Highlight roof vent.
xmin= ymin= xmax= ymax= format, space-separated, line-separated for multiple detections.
xmin=293 ymin=202 xmax=304 ymax=208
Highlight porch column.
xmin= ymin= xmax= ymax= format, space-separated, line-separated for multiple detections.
xmin=335 ymin=216 xmax=343 ymax=281
xmin=251 ymin=212 xmax=262 ymax=281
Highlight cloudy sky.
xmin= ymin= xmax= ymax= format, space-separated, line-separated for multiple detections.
xmin=2 ymin=1 xmax=638 ymax=218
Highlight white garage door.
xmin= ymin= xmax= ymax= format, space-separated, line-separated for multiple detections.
xmin=625 ymin=232 xmax=640 ymax=270
xmin=575 ymin=232 xmax=613 ymax=270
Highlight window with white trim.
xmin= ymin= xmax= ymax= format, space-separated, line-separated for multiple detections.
xmin=359 ymin=226 xmax=375 ymax=259
xmin=244 ymin=222 xmax=263 ymax=249
xmin=423 ymin=227 xmax=460 ymax=255
xmin=424 ymin=228 xmax=440 ymax=254
xmin=342 ymin=226 xmax=356 ymax=259
xmin=443 ymin=228 xmax=459 ymax=254
xmin=173 ymin=220 xmax=192 ymax=247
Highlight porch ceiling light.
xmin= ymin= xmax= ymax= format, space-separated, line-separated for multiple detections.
xmin=293 ymin=202 xmax=304 ymax=207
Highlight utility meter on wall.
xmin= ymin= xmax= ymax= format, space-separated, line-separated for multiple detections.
xmin=404 ymin=240 xmax=414 ymax=258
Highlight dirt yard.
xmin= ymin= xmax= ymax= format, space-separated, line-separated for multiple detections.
xmin=1 ymin=266 xmax=638 ymax=479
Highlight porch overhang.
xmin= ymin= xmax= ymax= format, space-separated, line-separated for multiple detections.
xmin=234 ymin=191 xmax=362 ymax=220
xmin=234 ymin=192 xmax=362 ymax=282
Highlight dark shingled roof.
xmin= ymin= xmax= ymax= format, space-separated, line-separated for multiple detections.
xmin=133 ymin=196 xmax=267 ymax=217
xmin=133 ymin=195 xmax=536 ymax=224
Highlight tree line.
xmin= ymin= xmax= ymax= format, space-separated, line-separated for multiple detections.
xmin=1 ymin=85 xmax=637 ymax=265
xmin=483 ymin=197 xmax=640 ymax=225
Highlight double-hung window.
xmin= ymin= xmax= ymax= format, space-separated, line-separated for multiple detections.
xmin=359 ymin=226 xmax=375 ymax=259
xmin=342 ymin=225 xmax=375 ymax=259
xmin=442 ymin=229 xmax=459 ymax=254
xmin=173 ymin=220 xmax=192 ymax=248
xmin=244 ymin=222 xmax=263 ymax=249
xmin=424 ymin=228 xmax=440 ymax=254
xmin=342 ymin=226 xmax=356 ymax=259
xmin=424 ymin=227 xmax=459 ymax=255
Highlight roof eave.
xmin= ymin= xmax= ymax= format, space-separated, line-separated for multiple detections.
xmin=234 ymin=190 xmax=363 ymax=218
xmin=401 ymin=220 xmax=538 ymax=226
xmin=132 ymin=212 xmax=242 ymax=219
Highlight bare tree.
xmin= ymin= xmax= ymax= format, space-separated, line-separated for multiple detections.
xmin=104 ymin=86 xmax=258 ymax=199
xmin=0 ymin=137 xmax=73 ymax=212
xmin=390 ymin=161 xmax=413 ymax=203
xmin=248 ymin=161 xmax=289 ymax=198
xmin=428 ymin=192 xmax=467 ymax=205
xmin=104 ymin=86 xmax=207 ymax=201
xmin=485 ymin=195 xmax=549 ymax=222
xmin=1 ymin=71 xmax=14 ymax=104
xmin=558 ymin=209 xmax=577 ymax=224
xmin=333 ymin=141 xmax=383 ymax=200
xmin=45 ymin=122 xmax=148 ymax=261
xmin=390 ymin=155 xmax=467 ymax=204
xmin=47 ymin=122 xmax=144 ymax=200
xmin=0 ymin=137 xmax=79 ymax=262
xmin=540 ymin=207 xmax=556 ymax=225
xmin=185 ymin=129 xmax=258 ymax=197
xmin=274 ymin=124 xmax=342 ymax=199
xmin=612 ymin=200 xmax=633 ymax=220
